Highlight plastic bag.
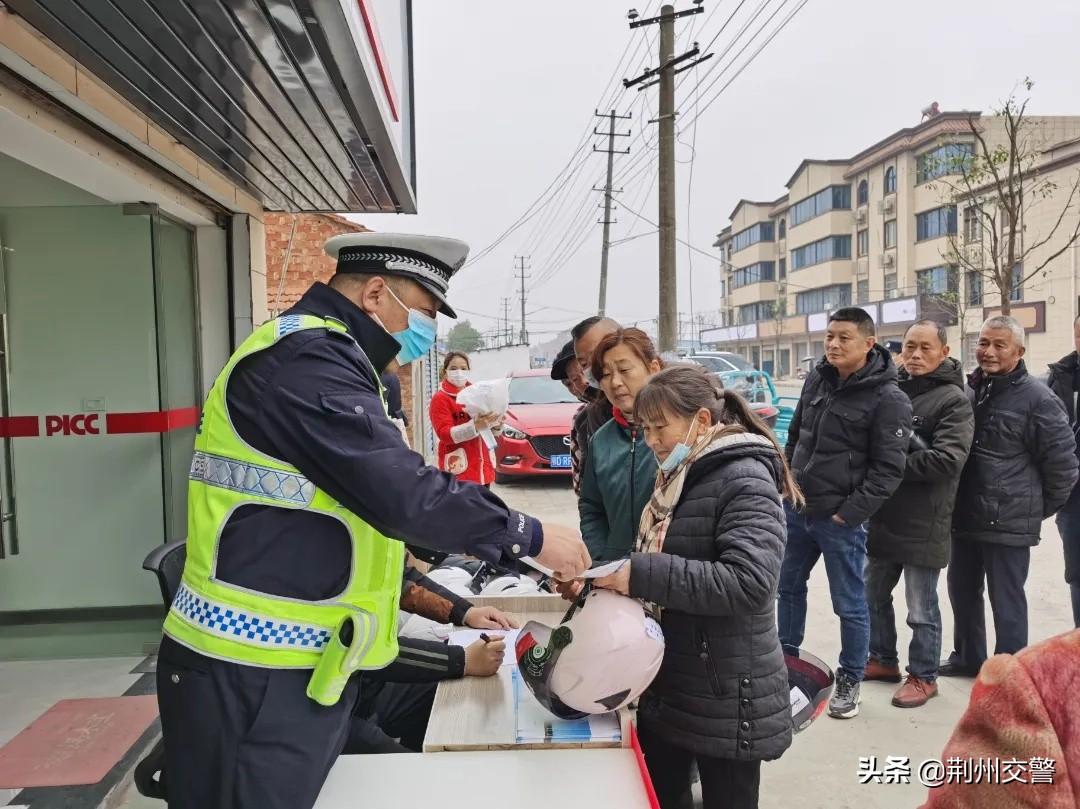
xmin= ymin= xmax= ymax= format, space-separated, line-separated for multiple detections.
xmin=456 ymin=378 xmax=510 ymax=450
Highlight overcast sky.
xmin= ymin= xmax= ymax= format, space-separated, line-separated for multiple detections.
xmin=356 ymin=0 xmax=1080 ymax=346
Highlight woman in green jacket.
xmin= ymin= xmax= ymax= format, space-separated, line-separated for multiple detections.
xmin=578 ymin=328 xmax=663 ymax=561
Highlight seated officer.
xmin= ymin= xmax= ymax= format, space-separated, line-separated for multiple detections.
xmin=346 ymin=566 xmax=515 ymax=753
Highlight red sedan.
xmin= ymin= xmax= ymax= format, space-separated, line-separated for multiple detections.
xmin=495 ymin=369 xmax=580 ymax=482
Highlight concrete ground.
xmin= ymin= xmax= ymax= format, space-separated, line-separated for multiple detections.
xmin=492 ymin=476 xmax=1077 ymax=809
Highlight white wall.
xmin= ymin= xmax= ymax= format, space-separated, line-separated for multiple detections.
xmin=467 ymin=345 xmax=531 ymax=381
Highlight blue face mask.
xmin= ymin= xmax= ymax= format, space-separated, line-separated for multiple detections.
xmin=658 ymin=420 xmax=699 ymax=474
xmin=386 ymin=286 xmax=438 ymax=365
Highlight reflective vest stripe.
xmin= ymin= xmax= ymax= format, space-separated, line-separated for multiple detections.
xmin=189 ymin=450 xmax=317 ymax=507
xmin=171 ymin=582 xmax=335 ymax=651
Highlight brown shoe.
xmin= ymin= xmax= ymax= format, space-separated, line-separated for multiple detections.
xmin=864 ymin=658 xmax=902 ymax=683
xmin=892 ymin=675 xmax=938 ymax=708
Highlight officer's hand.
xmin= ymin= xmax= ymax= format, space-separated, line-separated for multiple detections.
xmin=535 ymin=523 xmax=591 ymax=580
xmin=463 ymin=606 xmax=520 ymax=629
xmin=464 ymin=637 xmax=505 ymax=677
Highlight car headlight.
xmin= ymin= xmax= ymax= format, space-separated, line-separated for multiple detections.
xmin=502 ymin=425 xmax=527 ymax=440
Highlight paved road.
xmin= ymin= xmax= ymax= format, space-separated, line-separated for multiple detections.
xmin=492 ymin=475 xmax=1076 ymax=809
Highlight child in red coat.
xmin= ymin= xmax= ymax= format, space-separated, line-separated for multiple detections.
xmin=429 ymin=352 xmax=500 ymax=486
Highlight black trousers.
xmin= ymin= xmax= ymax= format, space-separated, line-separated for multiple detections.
xmin=156 ymin=636 xmax=358 ymax=809
xmin=638 ymin=724 xmax=762 ymax=809
xmin=342 ymin=678 xmax=438 ymax=754
xmin=946 ymin=538 xmax=1031 ymax=668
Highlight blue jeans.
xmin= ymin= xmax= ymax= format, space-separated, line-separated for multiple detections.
xmin=865 ymin=557 xmax=941 ymax=681
xmin=1054 ymin=484 xmax=1080 ymax=628
xmin=778 ymin=506 xmax=870 ymax=682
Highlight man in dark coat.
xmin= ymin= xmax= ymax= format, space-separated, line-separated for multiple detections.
xmin=865 ymin=321 xmax=973 ymax=708
xmin=779 ymin=307 xmax=912 ymax=720
xmin=567 ymin=317 xmax=617 ymax=494
xmin=1045 ymin=314 xmax=1080 ymax=628
xmin=943 ymin=316 xmax=1078 ymax=677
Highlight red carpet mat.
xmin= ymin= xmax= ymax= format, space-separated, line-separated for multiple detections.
xmin=0 ymin=696 xmax=158 ymax=788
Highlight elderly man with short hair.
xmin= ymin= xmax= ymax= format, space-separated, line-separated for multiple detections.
xmin=942 ymin=316 xmax=1078 ymax=677
xmin=865 ymin=320 xmax=973 ymax=707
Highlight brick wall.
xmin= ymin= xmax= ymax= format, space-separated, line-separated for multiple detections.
xmin=265 ymin=212 xmax=369 ymax=315
xmin=264 ymin=212 xmax=418 ymax=445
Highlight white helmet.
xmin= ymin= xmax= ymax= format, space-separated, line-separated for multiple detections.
xmin=515 ymin=588 xmax=664 ymax=718
xmin=480 ymin=574 xmax=540 ymax=596
xmin=424 ymin=566 xmax=475 ymax=596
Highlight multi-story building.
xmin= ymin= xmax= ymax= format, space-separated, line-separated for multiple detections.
xmin=704 ymin=112 xmax=1080 ymax=377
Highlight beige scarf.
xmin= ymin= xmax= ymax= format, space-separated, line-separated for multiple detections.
xmin=635 ymin=425 xmax=777 ymax=556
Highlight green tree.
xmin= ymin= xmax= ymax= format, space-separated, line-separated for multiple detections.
xmin=446 ymin=320 xmax=484 ymax=353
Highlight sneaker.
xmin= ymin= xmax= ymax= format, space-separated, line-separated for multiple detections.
xmin=892 ymin=675 xmax=938 ymax=708
xmin=863 ymin=658 xmax=902 ymax=683
xmin=828 ymin=673 xmax=861 ymax=719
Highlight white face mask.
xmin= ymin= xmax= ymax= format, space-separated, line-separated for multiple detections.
xmin=447 ymin=369 xmax=469 ymax=387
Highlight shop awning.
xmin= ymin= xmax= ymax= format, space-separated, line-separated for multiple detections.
xmin=4 ymin=0 xmax=416 ymax=213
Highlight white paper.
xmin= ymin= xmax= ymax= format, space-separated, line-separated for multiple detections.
xmin=512 ymin=668 xmax=622 ymax=743
xmin=447 ymin=628 xmax=521 ymax=666
xmin=519 ymin=557 xmax=629 ymax=581
xmin=790 ymin=685 xmax=811 ymax=716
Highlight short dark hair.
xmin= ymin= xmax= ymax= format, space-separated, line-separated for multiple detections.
xmin=828 ymin=307 xmax=875 ymax=338
xmin=571 ymin=316 xmax=603 ymax=341
xmin=905 ymin=319 xmax=948 ymax=347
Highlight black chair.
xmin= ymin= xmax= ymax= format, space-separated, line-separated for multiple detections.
xmin=133 ymin=539 xmax=186 ymax=801
xmin=143 ymin=539 xmax=187 ymax=606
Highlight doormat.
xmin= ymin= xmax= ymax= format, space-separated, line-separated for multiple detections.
xmin=0 ymin=696 xmax=158 ymax=788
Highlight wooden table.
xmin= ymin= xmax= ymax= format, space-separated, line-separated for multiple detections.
xmin=314 ymin=595 xmax=653 ymax=809
xmin=422 ymin=594 xmax=631 ymax=752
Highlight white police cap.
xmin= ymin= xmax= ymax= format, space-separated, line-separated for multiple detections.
xmin=324 ymin=232 xmax=469 ymax=318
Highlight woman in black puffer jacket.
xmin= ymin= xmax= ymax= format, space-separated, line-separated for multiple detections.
xmin=594 ymin=365 xmax=801 ymax=809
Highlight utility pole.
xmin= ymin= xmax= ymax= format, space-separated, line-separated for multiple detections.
xmin=593 ymin=109 xmax=632 ymax=316
xmin=657 ymin=7 xmax=677 ymax=352
xmin=626 ymin=2 xmax=709 ymax=353
xmin=515 ymin=256 xmax=530 ymax=344
xmin=501 ymin=297 xmax=511 ymax=347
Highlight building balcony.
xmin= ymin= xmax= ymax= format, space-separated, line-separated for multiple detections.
xmin=790 ymin=259 xmax=856 ymax=288
xmin=727 ymin=280 xmax=778 ymax=308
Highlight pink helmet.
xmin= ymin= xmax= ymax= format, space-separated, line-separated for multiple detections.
xmin=515 ymin=588 xmax=665 ymax=719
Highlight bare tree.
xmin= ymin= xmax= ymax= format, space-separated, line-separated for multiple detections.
xmin=772 ymin=285 xmax=787 ymax=378
xmin=928 ymin=79 xmax=1080 ymax=316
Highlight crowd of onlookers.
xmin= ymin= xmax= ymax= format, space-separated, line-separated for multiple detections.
xmin=430 ymin=309 xmax=1080 ymax=808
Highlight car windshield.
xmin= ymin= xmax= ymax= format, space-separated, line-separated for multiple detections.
xmin=717 ymin=353 xmax=754 ymax=371
xmin=718 ymin=371 xmax=774 ymax=405
xmin=688 ymin=356 xmax=732 ymax=372
xmin=508 ymin=376 xmax=579 ymax=405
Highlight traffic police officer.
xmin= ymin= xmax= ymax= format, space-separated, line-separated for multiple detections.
xmin=156 ymin=233 xmax=591 ymax=809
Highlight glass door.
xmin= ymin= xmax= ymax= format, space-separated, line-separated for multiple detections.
xmin=0 ymin=236 xmax=16 ymax=561
xmin=151 ymin=213 xmax=200 ymax=541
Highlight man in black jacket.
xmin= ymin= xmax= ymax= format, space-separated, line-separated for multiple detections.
xmin=865 ymin=321 xmax=973 ymax=708
xmin=943 ymin=316 xmax=1078 ymax=677
xmin=779 ymin=307 xmax=912 ymax=720
xmin=567 ymin=317 xmax=617 ymax=494
xmin=1045 ymin=314 xmax=1080 ymax=628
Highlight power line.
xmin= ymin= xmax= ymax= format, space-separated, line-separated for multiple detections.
xmin=611 ymin=0 xmax=788 ymax=190
xmin=679 ymin=0 xmax=810 ymax=130
xmin=466 ymin=2 xmax=660 ymax=271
